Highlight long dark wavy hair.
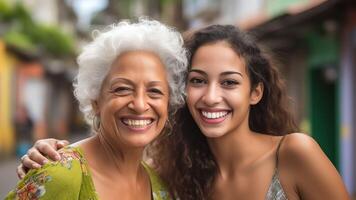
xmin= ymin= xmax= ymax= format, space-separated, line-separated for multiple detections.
xmin=149 ymin=25 xmax=298 ymax=200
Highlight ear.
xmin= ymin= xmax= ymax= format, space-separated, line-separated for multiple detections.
xmin=91 ymin=100 xmax=100 ymax=114
xmin=250 ymin=82 xmax=264 ymax=105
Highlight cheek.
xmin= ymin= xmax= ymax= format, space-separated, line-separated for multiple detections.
xmin=154 ymin=98 xmax=169 ymax=119
xmin=102 ymin=98 xmax=125 ymax=114
xmin=226 ymin=90 xmax=250 ymax=109
xmin=154 ymin=100 xmax=169 ymax=134
xmin=186 ymin=87 xmax=200 ymax=107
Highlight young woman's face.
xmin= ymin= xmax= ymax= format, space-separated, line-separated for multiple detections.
xmin=95 ymin=51 xmax=169 ymax=148
xmin=186 ymin=41 xmax=262 ymax=138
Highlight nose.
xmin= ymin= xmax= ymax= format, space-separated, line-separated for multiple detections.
xmin=202 ymin=83 xmax=222 ymax=106
xmin=128 ymin=90 xmax=149 ymax=113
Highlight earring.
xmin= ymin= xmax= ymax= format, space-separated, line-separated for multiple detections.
xmin=93 ymin=115 xmax=101 ymax=132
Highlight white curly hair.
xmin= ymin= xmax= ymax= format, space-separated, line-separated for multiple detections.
xmin=74 ymin=18 xmax=187 ymax=127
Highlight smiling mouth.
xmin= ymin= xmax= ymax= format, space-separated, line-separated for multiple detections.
xmin=121 ymin=118 xmax=154 ymax=130
xmin=199 ymin=110 xmax=230 ymax=124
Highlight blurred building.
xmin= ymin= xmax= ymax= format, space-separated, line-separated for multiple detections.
xmin=92 ymin=0 xmax=187 ymax=30
xmin=0 ymin=40 xmax=16 ymax=155
xmin=0 ymin=0 xmax=84 ymax=157
xmin=1 ymin=0 xmax=191 ymax=158
xmin=183 ymin=0 xmax=356 ymax=196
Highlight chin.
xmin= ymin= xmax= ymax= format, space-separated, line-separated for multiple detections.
xmin=199 ymin=127 xmax=227 ymax=139
xmin=128 ymin=139 xmax=153 ymax=148
xmin=124 ymin=141 xmax=151 ymax=149
xmin=130 ymin=135 xmax=159 ymax=148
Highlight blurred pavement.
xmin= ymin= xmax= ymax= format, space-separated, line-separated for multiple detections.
xmin=0 ymin=157 xmax=19 ymax=199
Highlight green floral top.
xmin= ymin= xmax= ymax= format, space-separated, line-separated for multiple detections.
xmin=5 ymin=146 xmax=171 ymax=200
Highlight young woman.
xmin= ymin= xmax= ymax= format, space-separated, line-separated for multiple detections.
xmin=18 ymin=25 xmax=350 ymax=200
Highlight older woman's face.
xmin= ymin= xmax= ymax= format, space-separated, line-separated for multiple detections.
xmin=95 ymin=51 xmax=169 ymax=148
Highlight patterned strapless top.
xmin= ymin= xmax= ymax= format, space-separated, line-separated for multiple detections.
xmin=265 ymin=170 xmax=288 ymax=200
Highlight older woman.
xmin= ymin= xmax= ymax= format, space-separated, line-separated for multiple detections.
xmin=6 ymin=18 xmax=187 ymax=200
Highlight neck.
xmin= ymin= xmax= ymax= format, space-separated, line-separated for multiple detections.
xmin=83 ymin=134 xmax=146 ymax=182
xmin=207 ymin=117 xmax=259 ymax=177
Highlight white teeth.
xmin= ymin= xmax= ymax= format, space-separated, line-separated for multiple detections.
xmin=212 ymin=113 xmax=216 ymax=118
xmin=201 ymin=111 xmax=228 ymax=119
xmin=123 ymin=119 xmax=152 ymax=127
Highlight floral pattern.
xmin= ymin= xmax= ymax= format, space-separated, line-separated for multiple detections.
xmin=6 ymin=147 xmax=171 ymax=200
xmin=52 ymin=147 xmax=89 ymax=175
xmin=153 ymin=190 xmax=170 ymax=200
xmin=12 ymin=147 xmax=87 ymax=200
xmin=15 ymin=171 xmax=51 ymax=200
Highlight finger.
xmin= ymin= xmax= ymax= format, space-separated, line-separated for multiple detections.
xmin=34 ymin=138 xmax=62 ymax=161
xmin=56 ymin=140 xmax=69 ymax=149
xmin=27 ymin=148 xmax=50 ymax=165
xmin=21 ymin=154 xmax=42 ymax=170
xmin=17 ymin=164 xmax=27 ymax=179
xmin=36 ymin=142 xmax=62 ymax=161
xmin=34 ymin=138 xmax=59 ymax=149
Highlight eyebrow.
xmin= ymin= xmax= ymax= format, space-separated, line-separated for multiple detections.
xmin=189 ymin=69 xmax=207 ymax=76
xmin=110 ymin=77 xmax=134 ymax=85
xmin=189 ymin=68 xmax=243 ymax=77
xmin=147 ymin=81 xmax=166 ymax=87
xmin=110 ymin=77 xmax=165 ymax=86
xmin=221 ymin=71 xmax=243 ymax=77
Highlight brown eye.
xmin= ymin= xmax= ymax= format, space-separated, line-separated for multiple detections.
xmin=148 ymin=88 xmax=164 ymax=95
xmin=221 ymin=79 xmax=238 ymax=87
xmin=111 ymin=87 xmax=133 ymax=95
xmin=189 ymin=77 xmax=206 ymax=86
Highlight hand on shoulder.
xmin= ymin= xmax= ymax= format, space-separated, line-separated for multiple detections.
xmin=6 ymin=147 xmax=84 ymax=200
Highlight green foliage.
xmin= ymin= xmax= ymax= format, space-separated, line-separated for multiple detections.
xmin=0 ymin=0 xmax=12 ymax=21
xmin=33 ymin=25 xmax=75 ymax=56
xmin=0 ymin=2 xmax=34 ymax=26
xmin=160 ymin=0 xmax=174 ymax=6
xmin=3 ymin=30 xmax=36 ymax=52
xmin=0 ymin=0 xmax=75 ymax=57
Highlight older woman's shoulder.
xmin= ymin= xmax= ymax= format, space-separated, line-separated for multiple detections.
xmin=5 ymin=147 xmax=87 ymax=200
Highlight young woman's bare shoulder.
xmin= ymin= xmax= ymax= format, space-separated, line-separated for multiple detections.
xmin=279 ymin=133 xmax=328 ymax=172
xmin=278 ymin=134 xmax=349 ymax=199
xmin=281 ymin=133 xmax=319 ymax=155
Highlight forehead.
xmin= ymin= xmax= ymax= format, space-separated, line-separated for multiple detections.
xmin=107 ymin=51 xmax=168 ymax=82
xmin=191 ymin=42 xmax=247 ymax=75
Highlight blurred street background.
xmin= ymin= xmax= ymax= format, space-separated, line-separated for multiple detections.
xmin=1 ymin=0 xmax=356 ymax=199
